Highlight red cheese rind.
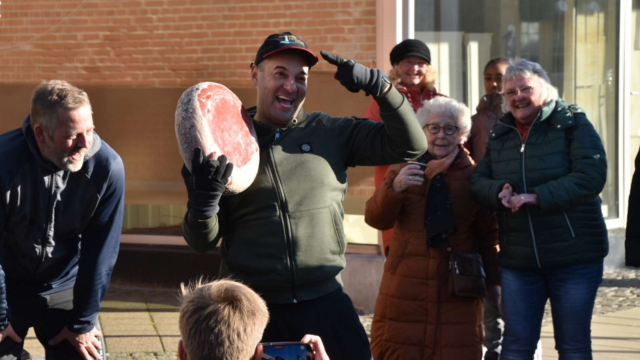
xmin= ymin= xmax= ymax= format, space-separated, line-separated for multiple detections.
xmin=175 ymin=82 xmax=259 ymax=194
xmin=197 ymin=83 xmax=257 ymax=167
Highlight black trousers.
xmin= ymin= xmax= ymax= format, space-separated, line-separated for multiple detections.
xmin=262 ymin=288 xmax=372 ymax=360
xmin=0 ymin=286 xmax=86 ymax=360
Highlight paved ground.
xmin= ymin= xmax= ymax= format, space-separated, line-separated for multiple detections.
xmin=541 ymin=308 xmax=640 ymax=360
xmin=22 ymin=268 xmax=640 ymax=359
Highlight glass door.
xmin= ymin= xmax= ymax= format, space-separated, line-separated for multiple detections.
xmin=630 ymin=0 xmax=640 ymax=176
xmin=413 ymin=0 xmax=620 ymax=219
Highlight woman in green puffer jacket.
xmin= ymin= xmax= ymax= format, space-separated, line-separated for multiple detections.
xmin=469 ymin=59 xmax=608 ymax=360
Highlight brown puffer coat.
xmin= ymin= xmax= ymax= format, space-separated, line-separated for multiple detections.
xmin=365 ymin=150 xmax=499 ymax=360
xmin=364 ymin=86 xmax=446 ymax=256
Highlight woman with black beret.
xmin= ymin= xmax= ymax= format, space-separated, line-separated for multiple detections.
xmin=364 ymin=39 xmax=446 ymax=256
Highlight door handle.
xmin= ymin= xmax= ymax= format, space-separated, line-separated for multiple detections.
xmin=632 ymin=91 xmax=640 ymax=95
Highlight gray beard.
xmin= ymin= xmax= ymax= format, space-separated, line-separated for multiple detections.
xmin=41 ymin=144 xmax=84 ymax=172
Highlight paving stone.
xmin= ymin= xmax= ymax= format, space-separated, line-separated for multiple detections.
xmin=107 ymin=353 xmax=132 ymax=360
xmin=24 ymin=328 xmax=45 ymax=355
xmin=104 ymin=335 xmax=164 ymax=354
xmin=149 ymin=312 xmax=180 ymax=336
xmin=155 ymin=351 xmax=179 ymax=360
xmin=131 ymin=352 xmax=157 ymax=360
xmin=98 ymin=268 xmax=640 ymax=360
xmin=159 ymin=336 xmax=180 ymax=355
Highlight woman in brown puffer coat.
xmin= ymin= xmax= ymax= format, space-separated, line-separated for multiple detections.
xmin=364 ymin=39 xmax=446 ymax=257
xmin=365 ymin=97 xmax=500 ymax=360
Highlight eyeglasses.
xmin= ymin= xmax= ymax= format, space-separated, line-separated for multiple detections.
xmin=400 ymin=59 xmax=428 ymax=69
xmin=502 ymin=86 xmax=534 ymax=99
xmin=425 ymin=124 xmax=459 ymax=135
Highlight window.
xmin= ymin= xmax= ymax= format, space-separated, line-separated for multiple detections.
xmin=414 ymin=0 xmax=619 ymax=218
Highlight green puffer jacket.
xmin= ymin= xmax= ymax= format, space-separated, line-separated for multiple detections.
xmin=182 ymin=87 xmax=428 ymax=303
xmin=469 ymin=98 xmax=608 ymax=271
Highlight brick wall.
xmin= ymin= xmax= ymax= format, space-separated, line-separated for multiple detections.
xmin=0 ymin=0 xmax=377 ymax=219
xmin=0 ymin=0 xmax=377 ymax=87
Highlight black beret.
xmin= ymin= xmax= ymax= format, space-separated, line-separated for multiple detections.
xmin=390 ymin=39 xmax=431 ymax=66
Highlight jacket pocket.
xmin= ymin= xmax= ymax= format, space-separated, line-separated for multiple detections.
xmin=288 ymin=205 xmax=346 ymax=285
xmin=223 ymin=215 xmax=290 ymax=286
xmin=563 ymin=211 xmax=576 ymax=238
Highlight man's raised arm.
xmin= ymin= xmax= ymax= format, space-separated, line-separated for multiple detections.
xmin=320 ymin=50 xmax=428 ymax=167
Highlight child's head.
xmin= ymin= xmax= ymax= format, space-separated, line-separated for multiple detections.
xmin=483 ymin=57 xmax=509 ymax=94
xmin=178 ymin=279 xmax=269 ymax=360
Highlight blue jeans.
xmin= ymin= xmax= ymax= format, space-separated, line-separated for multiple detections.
xmin=500 ymin=262 xmax=603 ymax=360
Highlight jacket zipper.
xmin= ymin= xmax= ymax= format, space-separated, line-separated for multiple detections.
xmin=266 ymin=146 xmax=298 ymax=303
xmin=502 ymin=212 xmax=508 ymax=244
xmin=563 ymin=211 xmax=576 ymax=238
xmin=34 ymin=172 xmax=56 ymax=274
xmin=499 ymin=120 xmax=543 ymax=269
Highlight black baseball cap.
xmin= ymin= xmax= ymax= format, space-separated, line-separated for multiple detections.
xmin=252 ymin=32 xmax=319 ymax=67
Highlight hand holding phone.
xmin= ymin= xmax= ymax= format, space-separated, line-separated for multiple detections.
xmin=301 ymin=335 xmax=329 ymax=360
xmin=253 ymin=335 xmax=330 ymax=360
xmin=254 ymin=341 xmax=314 ymax=360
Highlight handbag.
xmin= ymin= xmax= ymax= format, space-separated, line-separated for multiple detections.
xmin=449 ymin=252 xmax=487 ymax=298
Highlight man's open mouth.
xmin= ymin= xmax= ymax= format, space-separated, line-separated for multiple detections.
xmin=70 ymin=151 xmax=85 ymax=161
xmin=276 ymin=95 xmax=294 ymax=108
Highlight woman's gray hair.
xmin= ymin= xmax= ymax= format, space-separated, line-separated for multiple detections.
xmin=416 ymin=97 xmax=471 ymax=144
xmin=501 ymin=58 xmax=559 ymax=113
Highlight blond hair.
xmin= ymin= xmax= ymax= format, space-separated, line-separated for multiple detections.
xmin=30 ymin=80 xmax=91 ymax=136
xmin=179 ymin=279 xmax=269 ymax=360
xmin=417 ymin=97 xmax=472 ymax=144
xmin=388 ymin=63 xmax=437 ymax=92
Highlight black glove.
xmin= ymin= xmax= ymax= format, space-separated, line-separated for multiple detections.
xmin=320 ymin=50 xmax=387 ymax=98
xmin=181 ymin=147 xmax=233 ymax=220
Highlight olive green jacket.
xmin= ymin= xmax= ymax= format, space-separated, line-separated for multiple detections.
xmin=469 ymin=99 xmax=608 ymax=270
xmin=183 ymin=87 xmax=428 ymax=303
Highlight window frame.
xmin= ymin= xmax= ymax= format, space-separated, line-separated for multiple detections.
xmin=384 ymin=0 xmax=630 ymax=229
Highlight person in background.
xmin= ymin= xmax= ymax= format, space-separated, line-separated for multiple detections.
xmin=469 ymin=59 xmax=608 ymax=360
xmin=364 ymin=39 xmax=445 ymax=256
xmin=365 ymin=97 xmax=500 ymax=360
xmin=467 ymin=57 xmax=544 ymax=360
xmin=468 ymin=57 xmax=509 ymax=360
xmin=465 ymin=57 xmax=509 ymax=163
xmin=177 ymin=279 xmax=329 ymax=360
xmin=625 ymin=147 xmax=640 ymax=267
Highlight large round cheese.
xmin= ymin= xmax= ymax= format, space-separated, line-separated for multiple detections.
xmin=175 ymin=82 xmax=259 ymax=195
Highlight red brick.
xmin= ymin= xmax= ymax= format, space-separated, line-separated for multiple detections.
xmin=145 ymin=0 xmax=165 ymax=7
xmin=0 ymin=0 xmax=377 ymax=87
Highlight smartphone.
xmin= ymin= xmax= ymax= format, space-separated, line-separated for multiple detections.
xmin=408 ymin=161 xmax=427 ymax=178
xmin=255 ymin=341 xmax=315 ymax=360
